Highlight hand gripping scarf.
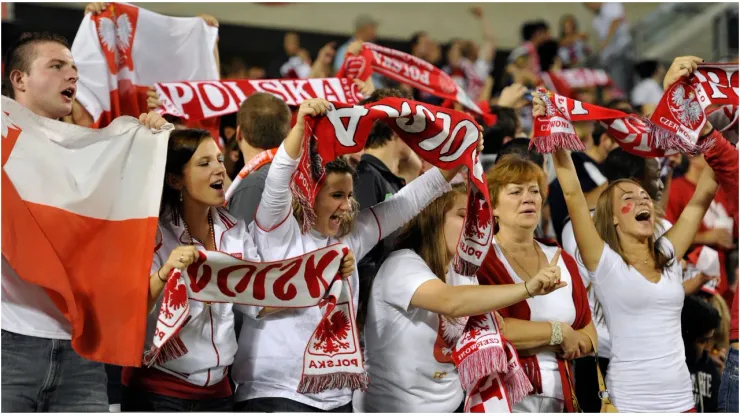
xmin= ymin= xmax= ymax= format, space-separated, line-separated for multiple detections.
xmin=291 ymin=97 xmax=493 ymax=275
xmin=148 ymin=244 xmax=369 ymax=394
xmin=533 ymin=63 xmax=738 ymax=157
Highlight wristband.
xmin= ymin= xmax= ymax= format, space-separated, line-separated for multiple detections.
xmin=157 ymin=268 xmax=168 ymax=283
xmin=549 ymin=321 xmax=563 ymax=345
xmin=524 ymin=281 xmax=534 ymax=298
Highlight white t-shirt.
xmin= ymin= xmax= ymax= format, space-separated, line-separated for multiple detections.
xmin=353 ymin=250 xmax=477 ymax=413
xmin=590 ymin=238 xmax=694 ymax=412
xmin=592 ymin=2 xmax=631 ymax=60
xmin=631 ymin=78 xmax=664 ymax=107
xmin=2 ymin=256 xmax=72 ymax=339
xmin=561 ymin=213 xmax=673 ymax=359
xmin=493 ymin=238 xmax=576 ymax=401
xmin=232 ymin=144 xmax=451 ymax=410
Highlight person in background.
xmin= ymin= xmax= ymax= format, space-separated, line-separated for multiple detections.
xmin=519 ymin=20 xmax=551 ymax=76
xmin=334 ymin=14 xmax=382 ymax=87
xmin=538 ymin=39 xmax=563 ymax=73
xmin=631 ymin=60 xmax=666 ymax=116
xmin=666 ymin=153 xmax=736 ymax=308
xmin=354 ymin=183 xmax=565 ymax=412
xmin=1 ymin=31 xmax=167 ymax=412
xmin=227 ymin=92 xmax=292 ymax=225
xmin=479 ymin=155 xmax=596 ymax=413
xmin=444 ymin=7 xmax=496 ymax=102
xmin=548 ymin=122 xmax=610 ymax=243
xmin=353 ymin=87 xmax=416 ymax=326
xmin=408 ymin=31 xmax=443 ymax=105
xmin=584 ymin=2 xmax=634 ymax=93
xmin=558 ymin=14 xmax=590 ymax=68
xmin=682 ymin=295 xmax=722 ymax=413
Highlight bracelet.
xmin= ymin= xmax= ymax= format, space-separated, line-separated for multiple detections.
xmin=549 ymin=321 xmax=563 ymax=345
xmin=157 ymin=268 xmax=168 ymax=283
xmin=524 ymin=281 xmax=534 ymax=298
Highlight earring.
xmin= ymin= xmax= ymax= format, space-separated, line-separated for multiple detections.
xmin=179 ymin=190 xmax=183 ymax=202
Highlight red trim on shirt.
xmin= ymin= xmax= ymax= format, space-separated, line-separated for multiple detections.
xmin=121 ymin=366 xmax=232 ymax=400
xmin=254 ymin=207 xmax=293 ymax=233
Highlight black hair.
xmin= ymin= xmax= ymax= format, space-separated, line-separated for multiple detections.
xmin=537 ymin=39 xmax=560 ymax=72
xmin=160 ymin=129 xmax=215 ymax=222
xmin=634 ymin=60 xmax=660 ymax=80
xmin=359 ymin=88 xmax=412 ymax=149
xmin=495 ymin=138 xmax=545 ymax=168
xmin=682 ymin=295 xmax=721 ymax=343
xmin=2 ymin=32 xmax=71 ymax=99
xmin=521 ymin=20 xmax=549 ymax=42
xmin=409 ymin=31 xmax=428 ymax=53
xmin=592 ymin=122 xmax=608 ymax=146
xmin=604 ymin=147 xmax=647 ymax=183
xmin=482 ymin=105 xmax=520 ymax=154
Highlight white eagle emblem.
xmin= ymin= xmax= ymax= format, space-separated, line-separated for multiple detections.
xmin=97 ymin=13 xmax=133 ymax=68
xmin=438 ymin=315 xmax=467 ymax=357
xmin=669 ymin=84 xmax=703 ymax=130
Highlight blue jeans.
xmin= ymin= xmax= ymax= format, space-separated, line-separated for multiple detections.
xmin=719 ymin=347 xmax=739 ymax=412
xmin=1 ymin=330 xmax=108 ymax=412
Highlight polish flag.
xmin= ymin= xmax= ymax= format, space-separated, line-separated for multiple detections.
xmin=71 ymin=2 xmax=219 ymax=128
xmin=1 ymin=96 xmax=171 ymax=366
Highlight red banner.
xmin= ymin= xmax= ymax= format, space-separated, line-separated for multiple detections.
xmin=154 ymin=78 xmax=363 ymax=122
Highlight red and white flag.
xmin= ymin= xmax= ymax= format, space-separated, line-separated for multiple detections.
xmin=1 ymin=96 xmax=171 ymax=366
xmin=71 ymin=2 xmax=218 ymax=128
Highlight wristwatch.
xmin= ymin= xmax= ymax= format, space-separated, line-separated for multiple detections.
xmin=549 ymin=321 xmax=563 ymax=345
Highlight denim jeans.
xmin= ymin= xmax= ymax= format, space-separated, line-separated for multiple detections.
xmin=122 ymin=386 xmax=234 ymax=412
xmin=235 ymin=397 xmax=352 ymax=412
xmin=1 ymin=330 xmax=108 ymax=412
xmin=718 ymin=347 xmax=739 ymax=412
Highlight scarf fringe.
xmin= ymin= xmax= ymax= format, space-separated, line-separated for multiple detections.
xmin=649 ymin=120 xmax=716 ymax=156
xmin=504 ymin=367 xmax=534 ymax=405
xmin=532 ymin=132 xmax=585 ymax=154
xmin=297 ymin=371 xmax=369 ymax=394
xmin=457 ymin=343 xmax=507 ymax=390
xmin=143 ymin=335 xmax=188 ymax=367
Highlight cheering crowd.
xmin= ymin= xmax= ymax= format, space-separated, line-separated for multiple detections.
xmin=1 ymin=2 xmax=739 ymax=414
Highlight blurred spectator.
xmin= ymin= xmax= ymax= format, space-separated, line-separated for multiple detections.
xmin=334 ymin=14 xmax=383 ymax=87
xmin=519 ymin=20 xmax=551 ymax=75
xmin=505 ymin=46 xmax=539 ymax=89
xmin=444 ymin=7 xmax=496 ymax=102
xmin=482 ymin=105 xmax=520 ymax=155
xmin=558 ymin=14 xmax=590 ymax=68
xmin=682 ymin=295 xmax=722 ymax=413
xmin=666 ymin=154 xmax=736 ymax=308
xmin=538 ymin=39 xmax=563 ymax=73
xmin=631 ymin=59 xmax=666 ymax=116
xmin=585 ymin=2 xmax=634 ymax=93
xmin=222 ymin=57 xmax=250 ymax=79
xmin=268 ymin=32 xmax=311 ymax=79
xmin=409 ymin=31 xmax=444 ymax=105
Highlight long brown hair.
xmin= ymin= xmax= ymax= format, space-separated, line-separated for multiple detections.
xmin=356 ymin=183 xmax=467 ymax=328
xmin=593 ymin=179 xmax=674 ymax=270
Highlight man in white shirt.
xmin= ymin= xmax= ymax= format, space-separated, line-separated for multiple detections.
xmin=1 ymin=32 xmax=166 ymax=412
xmin=585 ymin=2 xmax=634 ymax=93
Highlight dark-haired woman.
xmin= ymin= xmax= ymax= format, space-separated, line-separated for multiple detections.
xmin=536 ymin=56 xmax=720 ymax=411
xmin=120 ymin=129 xmax=352 ymax=411
xmin=232 ymin=99 xmax=478 ymax=412
xmin=354 ymin=184 xmax=565 ymax=413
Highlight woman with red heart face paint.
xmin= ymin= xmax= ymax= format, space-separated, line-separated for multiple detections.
xmin=536 ymin=56 xmax=724 ymax=412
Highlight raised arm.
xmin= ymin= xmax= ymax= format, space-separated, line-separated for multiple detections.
xmin=254 ymin=99 xmax=332 ymax=230
xmin=663 ymin=151 xmax=719 ymax=260
xmin=551 ymin=148 xmax=605 ymax=271
xmin=470 ymin=7 xmax=496 ymax=65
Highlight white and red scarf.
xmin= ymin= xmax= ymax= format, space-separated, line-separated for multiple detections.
xmin=336 ymin=43 xmax=485 ymax=118
xmin=533 ymin=63 xmax=738 ymax=157
xmin=540 ymin=68 xmax=624 ymax=99
xmin=477 ymin=240 xmax=593 ymax=413
xmin=148 ymin=244 xmax=367 ymax=394
xmin=453 ymin=313 xmax=533 ymax=412
xmin=223 ymin=148 xmax=278 ymax=204
xmin=153 ymin=78 xmax=363 ymax=122
xmin=291 ymin=97 xmax=493 ymax=275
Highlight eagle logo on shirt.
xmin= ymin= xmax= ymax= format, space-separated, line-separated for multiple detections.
xmin=93 ymin=3 xmax=139 ymax=75
xmin=669 ymin=84 xmax=704 ymax=131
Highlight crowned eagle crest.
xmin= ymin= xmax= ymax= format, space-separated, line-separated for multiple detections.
xmin=670 ymin=84 xmax=703 ymax=129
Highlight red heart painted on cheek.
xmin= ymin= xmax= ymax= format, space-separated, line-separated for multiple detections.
xmin=621 ymin=203 xmax=633 ymax=215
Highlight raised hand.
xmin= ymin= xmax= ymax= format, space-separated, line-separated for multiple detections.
xmin=532 ymin=94 xmax=547 ymax=118
xmin=296 ymin=98 xmax=332 ymax=119
xmin=340 ymin=249 xmax=356 ymax=278
xmin=146 ymin=87 xmax=161 ymax=110
xmin=663 ymin=56 xmax=703 ymax=90
xmin=138 ymin=111 xmax=168 ymax=129
xmin=161 ymin=245 xmax=200 ymax=279
xmin=498 ymin=83 xmax=528 ymax=109
xmin=525 ymin=249 xmax=568 ymax=296
xmin=84 ymin=2 xmax=107 ymax=15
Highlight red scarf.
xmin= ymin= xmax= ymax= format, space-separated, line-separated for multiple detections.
xmin=149 ymin=244 xmax=368 ymax=394
xmin=478 ymin=239 xmax=592 ymax=412
xmin=336 ymin=43 xmax=487 ymax=119
xmin=153 ymin=78 xmax=363 ymax=122
xmin=223 ymin=148 xmax=277 ymax=204
xmin=533 ymin=63 xmax=738 ymax=157
xmin=292 ymin=97 xmax=492 ymax=275
xmin=540 ymin=68 xmax=621 ymax=99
